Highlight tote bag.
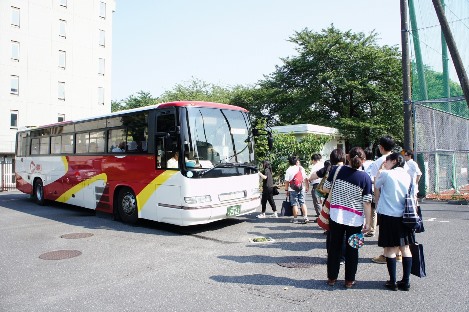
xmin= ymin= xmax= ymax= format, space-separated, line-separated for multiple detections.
xmin=410 ymin=242 xmax=426 ymax=278
xmin=281 ymin=195 xmax=293 ymax=216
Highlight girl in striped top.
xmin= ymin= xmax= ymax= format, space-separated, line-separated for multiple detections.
xmin=323 ymin=147 xmax=373 ymax=288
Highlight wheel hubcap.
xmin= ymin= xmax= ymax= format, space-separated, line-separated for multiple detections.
xmin=122 ymin=194 xmax=136 ymax=215
xmin=36 ymin=185 xmax=43 ymax=200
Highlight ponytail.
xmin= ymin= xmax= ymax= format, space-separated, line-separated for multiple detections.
xmin=348 ymin=147 xmax=366 ymax=170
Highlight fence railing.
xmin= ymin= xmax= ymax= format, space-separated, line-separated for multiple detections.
xmin=414 ymin=102 xmax=469 ymax=199
xmin=1 ymin=161 xmax=15 ymax=192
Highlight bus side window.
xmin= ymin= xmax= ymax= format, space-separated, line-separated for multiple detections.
xmin=31 ymin=138 xmax=40 ymax=155
xmin=108 ymin=128 xmax=126 ymax=153
xmin=61 ymin=134 xmax=74 ymax=154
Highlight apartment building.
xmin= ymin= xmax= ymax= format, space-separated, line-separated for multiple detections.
xmin=0 ymin=0 xmax=116 ymax=160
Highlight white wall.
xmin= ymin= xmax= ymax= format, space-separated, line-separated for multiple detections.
xmin=0 ymin=0 xmax=115 ymax=155
xmin=271 ymin=124 xmax=345 ymax=160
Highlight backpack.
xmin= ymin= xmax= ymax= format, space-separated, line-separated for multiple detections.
xmin=289 ymin=167 xmax=303 ymax=192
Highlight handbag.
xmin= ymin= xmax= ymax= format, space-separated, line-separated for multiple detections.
xmin=272 ymin=186 xmax=280 ymax=196
xmin=316 ymin=165 xmax=331 ymax=197
xmin=410 ymin=242 xmax=426 ymax=278
xmin=403 ymin=184 xmax=422 ymax=230
xmin=317 ymin=166 xmax=341 ymax=231
xmin=281 ymin=195 xmax=293 ymax=216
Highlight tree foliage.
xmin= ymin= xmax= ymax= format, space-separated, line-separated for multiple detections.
xmin=266 ymin=133 xmax=328 ymax=183
xmin=234 ymin=25 xmax=404 ymax=148
xmin=112 ymin=91 xmax=157 ymax=112
xmin=157 ymin=78 xmax=236 ymax=104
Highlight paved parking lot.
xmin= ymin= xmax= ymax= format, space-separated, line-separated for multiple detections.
xmin=1 ymin=190 xmax=468 ymax=312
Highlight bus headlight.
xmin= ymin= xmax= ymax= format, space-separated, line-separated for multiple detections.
xmin=184 ymin=195 xmax=212 ymax=204
xmin=250 ymin=188 xmax=260 ymax=197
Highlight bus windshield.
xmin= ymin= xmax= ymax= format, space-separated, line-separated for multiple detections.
xmin=184 ymin=107 xmax=253 ymax=169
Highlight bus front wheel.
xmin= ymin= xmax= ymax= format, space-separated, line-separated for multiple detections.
xmin=34 ymin=179 xmax=45 ymax=206
xmin=117 ymin=188 xmax=138 ymax=224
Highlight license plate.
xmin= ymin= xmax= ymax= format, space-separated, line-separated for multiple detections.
xmin=226 ymin=205 xmax=241 ymax=217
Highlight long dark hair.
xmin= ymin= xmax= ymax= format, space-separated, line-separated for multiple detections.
xmin=386 ymin=152 xmax=405 ymax=169
xmin=263 ymin=160 xmax=271 ymax=170
xmin=348 ymin=147 xmax=365 ymax=169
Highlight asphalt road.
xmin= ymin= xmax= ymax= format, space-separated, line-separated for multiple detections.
xmin=1 ymin=190 xmax=468 ymax=312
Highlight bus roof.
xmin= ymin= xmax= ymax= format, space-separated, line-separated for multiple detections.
xmin=18 ymin=101 xmax=248 ymax=132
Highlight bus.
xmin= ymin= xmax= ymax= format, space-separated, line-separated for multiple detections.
xmin=15 ymin=101 xmax=261 ymax=226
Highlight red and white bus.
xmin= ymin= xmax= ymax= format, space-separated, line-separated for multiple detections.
xmin=15 ymin=101 xmax=261 ymax=226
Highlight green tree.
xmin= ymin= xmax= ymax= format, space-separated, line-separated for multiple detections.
xmin=112 ymin=91 xmax=157 ymax=112
xmin=157 ymin=78 xmax=235 ymax=104
xmin=411 ymin=64 xmax=468 ymax=117
xmin=237 ymin=25 xmax=403 ymax=148
xmin=268 ymin=133 xmax=328 ymax=183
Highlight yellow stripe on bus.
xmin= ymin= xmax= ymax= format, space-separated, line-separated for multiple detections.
xmin=56 ymin=173 xmax=108 ymax=203
xmin=137 ymin=170 xmax=178 ymax=211
xmin=61 ymin=156 xmax=69 ymax=172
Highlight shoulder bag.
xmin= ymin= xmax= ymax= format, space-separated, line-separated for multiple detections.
xmin=403 ymin=183 xmax=423 ymax=230
xmin=317 ymin=166 xmax=341 ymax=231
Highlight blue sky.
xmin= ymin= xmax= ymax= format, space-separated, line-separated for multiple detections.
xmin=111 ymin=1 xmax=401 ymax=101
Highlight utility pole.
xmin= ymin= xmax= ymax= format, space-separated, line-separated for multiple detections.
xmin=432 ymin=0 xmax=469 ymax=107
xmin=401 ymin=0 xmax=413 ymax=150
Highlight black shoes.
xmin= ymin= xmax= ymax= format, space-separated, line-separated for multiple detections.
xmin=385 ymin=281 xmax=398 ymax=291
xmin=385 ymin=280 xmax=410 ymax=291
xmin=397 ymin=280 xmax=410 ymax=291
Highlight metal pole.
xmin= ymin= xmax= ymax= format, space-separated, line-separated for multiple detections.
xmin=440 ymin=0 xmax=451 ymax=112
xmin=401 ymin=0 xmax=413 ymax=150
xmin=409 ymin=0 xmax=428 ymax=101
xmin=432 ymin=0 xmax=469 ymax=108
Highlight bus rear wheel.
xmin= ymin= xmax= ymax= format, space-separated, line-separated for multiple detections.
xmin=117 ymin=188 xmax=138 ymax=224
xmin=34 ymin=179 xmax=45 ymax=206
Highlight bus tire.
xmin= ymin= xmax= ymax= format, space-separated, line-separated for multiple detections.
xmin=34 ymin=179 xmax=45 ymax=206
xmin=117 ymin=188 xmax=138 ymax=224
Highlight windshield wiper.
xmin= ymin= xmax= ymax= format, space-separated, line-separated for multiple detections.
xmin=199 ymin=162 xmax=257 ymax=176
xmin=199 ymin=163 xmax=235 ymax=176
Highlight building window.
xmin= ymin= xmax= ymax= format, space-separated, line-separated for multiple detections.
xmin=99 ymin=2 xmax=106 ymax=18
xmin=59 ymin=0 xmax=67 ymax=8
xmin=59 ymin=19 xmax=66 ymax=38
xmin=11 ymin=41 xmax=20 ymax=61
xmin=59 ymin=50 xmax=66 ymax=69
xmin=11 ymin=7 xmax=20 ymax=27
xmin=58 ymin=114 xmax=65 ymax=122
xmin=99 ymin=29 xmax=105 ymax=47
xmin=10 ymin=75 xmax=19 ymax=95
xmin=11 ymin=111 xmax=18 ymax=128
xmin=98 ymin=87 xmax=104 ymax=105
xmin=98 ymin=58 xmax=105 ymax=75
xmin=58 ymin=82 xmax=65 ymax=100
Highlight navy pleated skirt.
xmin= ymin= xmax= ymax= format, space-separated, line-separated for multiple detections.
xmin=377 ymin=213 xmax=416 ymax=247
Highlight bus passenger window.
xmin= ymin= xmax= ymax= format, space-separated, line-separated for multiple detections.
xmin=108 ymin=129 xmax=126 ymax=153
xmin=61 ymin=134 xmax=74 ymax=154
xmin=31 ymin=138 xmax=40 ymax=155
xmin=51 ymin=136 xmax=62 ymax=154
xmin=112 ymin=142 xmax=125 ymax=152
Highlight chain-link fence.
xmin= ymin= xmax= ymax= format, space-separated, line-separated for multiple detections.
xmin=414 ymin=102 xmax=469 ymax=198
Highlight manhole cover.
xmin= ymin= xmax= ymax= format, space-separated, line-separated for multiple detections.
xmin=60 ymin=233 xmax=94 ymax=239
xmin=249 ymin=237 xmax=274 ymax=243
xmin=277 ymin=257 xmax=325 ymax=268
xmin=39 ymin=250 xmax=82 ymax=260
